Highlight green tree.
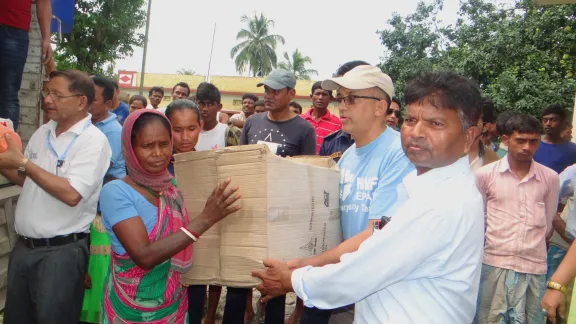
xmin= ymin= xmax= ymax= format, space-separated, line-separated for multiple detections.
xmin=53 ymin=0 xmax=146 ymax=76
xmin=177 ymin=69 xmax=197 ymax=75
xmin=377 ymin=0 xmax=449 ymax=96
xmin=230 ymin=13 xmax=285 ymax=77
xmin=377 ymin=0 xmax=576 ymax=116
xmin=278 ymin=49 xmax=318 ymax=80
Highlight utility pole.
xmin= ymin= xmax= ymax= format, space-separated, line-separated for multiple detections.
xmin=139 ymin=0 xmax=153 ymax=95
xmin=206 ymin=23 xmax=216 ymax=83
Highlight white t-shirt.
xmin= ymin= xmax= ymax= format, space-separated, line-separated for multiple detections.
xmin=195 ymin=123 xmax=228 ymax=151
xmin=15 ymin=114 xmax=112 ymax=238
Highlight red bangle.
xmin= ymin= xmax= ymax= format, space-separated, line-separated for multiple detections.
xmin=190 ymin=231 xmax=201 ymax=238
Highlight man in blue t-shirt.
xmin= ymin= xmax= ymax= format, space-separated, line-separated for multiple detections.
xmin=534 ymin=104 xmax=576 ymax=174
xmin=92 ymin=76 xmax=126 ymax=181
xmin=110 ymin=79 xmax=129 ymax=124
xmin=296 ymin=63 xmax=414 ymax=324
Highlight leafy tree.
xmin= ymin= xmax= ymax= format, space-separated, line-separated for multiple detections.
xmin=278 ymin=49 xmax=318 ymax=80
xmin=53 ymin=0 xmax=146 ymax=77
xmin=230 ymin=13 xmax=285 ymax=77
xmin=177 ymin=69 xmax=197 ymax=75
xmin=378 ymin=0 xmax=576 ymax=116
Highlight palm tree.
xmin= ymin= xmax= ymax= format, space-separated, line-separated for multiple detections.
xmin=230 ymin=13 xmax=285 ymax=77
xmin=278 ymin=49 xmax=318 ymax=80
xmin=177 ymin=69 xmax=197 ymax=75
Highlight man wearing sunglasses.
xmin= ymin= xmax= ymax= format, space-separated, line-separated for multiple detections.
xmin=386 ymin=97 xmax=402 ymax=129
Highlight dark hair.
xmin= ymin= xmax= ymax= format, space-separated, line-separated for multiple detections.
xmin=110 ymin=79 xmax=119 ymax=91
xmin=165 ymin=99 xmax=202 ymax=122
xmin=495 ymin=111 xmax=517 ymax=135
xmin=149 ymin=86 xmax=164 ymax=96
xmin=254 ymin=99 xmax=265 ymax=107
xmin=311 ymin=81 xmax=333 ymax=97
xmin=196 ymin=82 xmax=221 ymax=103
xmin=129 ymin=94 xmax=148 ymax=107
xmin=131 ymin=113 xmax=171 ymax=146
xmin=91 ymin=76 xmax=115 ymax=102
xmin=289 ymin=101 xmax=303 ymax=114
xmin=172 ymin=82 xmax=191 ymax=96
xmin=242 ymin=93 xmax=258 ymax=102
xmin=542 ymin=104 xmax=567 ymax=120
xmin=335 ymin=60 xmax=370 ymax=77
xmin=503 ymin=113 xmax=541 ymax=136
xmin=404 ymin=72 xmax=481 ymax=131
xmin=391 ymin=96 xmax=401 ymax=107
xmin=50 ymin=70 xmax=95 ymax=108
xmin=481 ymin=99 xmax=497 ymax=124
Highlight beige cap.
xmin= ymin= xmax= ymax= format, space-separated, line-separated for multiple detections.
xmin=321 ymin=65 xmax=395 ymax=99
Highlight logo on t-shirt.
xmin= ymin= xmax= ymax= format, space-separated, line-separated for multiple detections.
xmin=249 ymin=128 xmax=288 ymax=155
xmin=340 ymin=167 xmax=378 ymax=213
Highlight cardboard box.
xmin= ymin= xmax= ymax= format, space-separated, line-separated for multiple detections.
xmin=175 ymin=144 xmax=342 ymax=287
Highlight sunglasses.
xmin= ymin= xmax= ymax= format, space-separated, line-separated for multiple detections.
xmin=386 ymin=109 xmax=401 ymax=118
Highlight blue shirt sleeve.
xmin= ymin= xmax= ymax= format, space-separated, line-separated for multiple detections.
xmin=369 ymin=151 xmax=415 ymax=220
xmin=100 ymin=180 xmax=157 ymax=254
xmin=560 ymin=164 xmax=576 ymax=200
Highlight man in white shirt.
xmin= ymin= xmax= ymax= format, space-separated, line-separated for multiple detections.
xmin=195 ymin=82 xmax=241 ymax=150
xmin=252 ymin=71 xmax=485 ymax=324
xmin=0 ymin=70 xmax=112 ymax=324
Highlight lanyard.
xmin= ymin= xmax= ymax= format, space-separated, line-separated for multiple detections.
xmin=46 ymin=121 xmax=91 ymax=168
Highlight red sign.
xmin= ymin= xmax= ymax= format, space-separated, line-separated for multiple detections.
xmin=118 ymin=70 xmax=137 ymax=88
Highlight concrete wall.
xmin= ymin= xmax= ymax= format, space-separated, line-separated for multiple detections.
xmin=0 ymin=3 xmax=43 ymax=308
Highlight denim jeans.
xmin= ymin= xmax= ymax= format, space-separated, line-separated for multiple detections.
xmin=0 ymin=24 xmax=29 ymax=131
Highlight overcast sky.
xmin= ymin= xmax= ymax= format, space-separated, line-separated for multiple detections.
xmin=115 ymin=0 xmax=463 ymax=80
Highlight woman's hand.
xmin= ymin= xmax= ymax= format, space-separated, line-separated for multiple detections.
xmin=541 ymin=289 xmax=566 ymax=324
xmin=196 ymin=178 xmax=241 ymax=229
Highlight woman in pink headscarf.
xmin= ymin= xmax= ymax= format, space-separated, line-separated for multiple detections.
xmin=99 ymin=109 xmax=241 ymax=323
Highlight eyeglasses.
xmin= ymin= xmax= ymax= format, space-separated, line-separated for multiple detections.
xmin=334 ymin=95 xmax=383 ymax=106
xmin=197 ymin=101 xmax=217 ymax=108
xmin=386 ymin=108 xmax=401 ymax=118
xmin=41 ymin=91 xmax=83 ymax=101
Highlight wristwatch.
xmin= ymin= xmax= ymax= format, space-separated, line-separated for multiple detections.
xmin=17 ymin=158 xmax=29 ymax=177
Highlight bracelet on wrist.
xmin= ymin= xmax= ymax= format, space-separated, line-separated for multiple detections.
xmin=547 ymin=281 xmax=568 ymax=294
xmin=180 ymin=227 xmax=198 ymax=242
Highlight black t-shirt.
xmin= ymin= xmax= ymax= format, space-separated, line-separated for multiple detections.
xmin=240 ymin=113 xmax=316 ymax=157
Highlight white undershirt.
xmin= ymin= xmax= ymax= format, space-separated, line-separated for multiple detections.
xmin=195 ymin=123 xmax=228 ymax=151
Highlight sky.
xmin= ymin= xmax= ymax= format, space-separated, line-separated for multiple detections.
xmin=115 ymin=0 xmax=463 ymax=80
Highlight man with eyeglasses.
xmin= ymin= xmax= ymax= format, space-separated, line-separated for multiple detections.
xmin=0 ymin=70 xmax=111 ymax=324
xmin=386 ymin=97 xmax=402 ymax=129
xmin=194 ymin=82 xmax=241 ymax=150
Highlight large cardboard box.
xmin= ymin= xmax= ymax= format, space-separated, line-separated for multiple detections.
xmin=175 ymin=144 xmax=342 ymax=287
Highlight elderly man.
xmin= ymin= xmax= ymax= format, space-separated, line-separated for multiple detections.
xmin=0 ymin=70 xmax=111 ymax=324
xmin=252 ymin=71 xmax=485 ymax=323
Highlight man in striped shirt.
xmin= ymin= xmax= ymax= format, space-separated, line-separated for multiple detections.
xmin=301 ymin=82 xmax=342 ymax=154
xmin=475 ymin=113 xmax=560 ymax=324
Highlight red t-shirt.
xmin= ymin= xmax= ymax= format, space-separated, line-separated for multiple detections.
xmin=301 ymin=108 xmax=342 ymax=154
xmin=0 ymin=0 xmax=33 ymax=31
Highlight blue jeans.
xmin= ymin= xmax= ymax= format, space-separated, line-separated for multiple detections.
xmin=0 ymin=25 xmax=29 ymax=131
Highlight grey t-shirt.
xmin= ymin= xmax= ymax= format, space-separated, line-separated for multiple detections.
xmin=241 ymin=113 xmax=316 ymax=157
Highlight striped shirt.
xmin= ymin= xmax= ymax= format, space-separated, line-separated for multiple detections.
xmin=475 ymin=157 xmax=560 ymax=275
xmin=301 ymin=108 xmax=342 ymax=154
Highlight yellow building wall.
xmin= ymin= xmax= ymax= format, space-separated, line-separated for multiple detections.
xmin=120 ymin=72 xmax=339 ymax=115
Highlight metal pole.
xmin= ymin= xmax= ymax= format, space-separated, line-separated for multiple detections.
xmin=139 ymin=0 xmax=153 ymax=95
xmin=206 ymin=23 xmax=216 ymax=83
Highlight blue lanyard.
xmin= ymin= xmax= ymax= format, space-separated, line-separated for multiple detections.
xmin=46 ymin=121 xmax=91 ymax=167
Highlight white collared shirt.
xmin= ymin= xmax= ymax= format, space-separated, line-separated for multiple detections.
xmin=15 ymin=114 xmax=112 ymax=238
xmin=291 ymin=157 xmax=485 ymax=324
